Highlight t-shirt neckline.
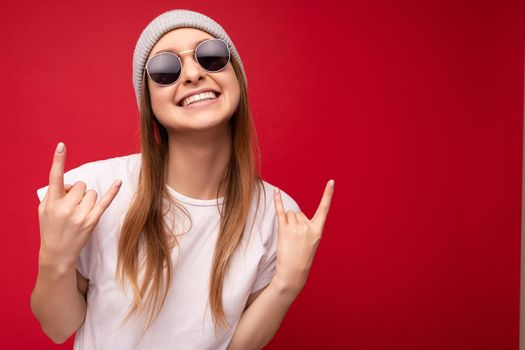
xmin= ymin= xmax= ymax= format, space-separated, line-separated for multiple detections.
xmin=165 ymin=184 xmax=225 ymax=207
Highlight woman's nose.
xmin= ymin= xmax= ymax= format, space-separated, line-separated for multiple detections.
xmin=178 ymin=54 xmax=206 ymax=84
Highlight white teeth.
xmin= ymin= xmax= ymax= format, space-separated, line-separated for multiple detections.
xmin=182 ymin=91 xmax=218 ymax=106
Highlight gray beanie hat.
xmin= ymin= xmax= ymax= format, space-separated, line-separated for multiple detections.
xmin=132 ymin=9 xmax=248 ymax=111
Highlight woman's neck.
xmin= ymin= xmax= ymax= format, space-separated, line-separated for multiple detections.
xmin=165 ymin=124 xmax=231 ymax=200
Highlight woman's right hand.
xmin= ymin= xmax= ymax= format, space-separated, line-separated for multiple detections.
xmin=37 ymin=142 xmax=122 ymax=270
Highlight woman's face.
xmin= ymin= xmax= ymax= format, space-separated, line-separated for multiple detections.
xmin=147 ymin=28 xmax=241 ymax=134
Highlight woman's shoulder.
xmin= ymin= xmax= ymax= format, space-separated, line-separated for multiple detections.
xmin=73 ymin=153 xmax=141 ymax=173
xmin=36 ymin=153 xmax=141 ymax=201
xmin=65 ymin=153 xmax=140 ymax=184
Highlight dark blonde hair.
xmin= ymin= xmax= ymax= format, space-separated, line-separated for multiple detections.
xmin=114 ymin=55 xmax=266 ymax=340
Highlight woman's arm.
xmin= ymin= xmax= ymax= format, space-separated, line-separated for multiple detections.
xmin=227 ymin=277 xmax=299 ymax=350
xmin=228 ymin=181 xmax=334 ymax=349
xmin=30 ymin=257 xmax=87 ymax=344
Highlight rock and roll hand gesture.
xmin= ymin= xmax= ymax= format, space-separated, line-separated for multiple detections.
xmin=272 ymin=180 xmax=335 ymax=295
xmin=37 ymin=142 xmax=122 ymax=270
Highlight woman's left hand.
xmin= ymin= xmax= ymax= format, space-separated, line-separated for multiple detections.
xmin=272 ymin=179 xmax=335 ymax=295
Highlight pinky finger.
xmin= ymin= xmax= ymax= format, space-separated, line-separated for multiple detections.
xmin=86 ymin=179 xmax=122 ymax=225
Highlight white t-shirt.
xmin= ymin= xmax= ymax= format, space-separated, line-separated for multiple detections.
xmin=36 ymin=153 xmax=300 ymax=350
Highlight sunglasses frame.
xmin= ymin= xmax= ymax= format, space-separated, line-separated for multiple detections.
xmin=145 ymin=38 xmax=231 ymax=87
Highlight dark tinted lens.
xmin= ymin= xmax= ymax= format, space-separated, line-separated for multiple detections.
xmin=146 ymin=53 xmax=181 ymax=85
xmin=196 ymin=39 xmax=230 ymax=71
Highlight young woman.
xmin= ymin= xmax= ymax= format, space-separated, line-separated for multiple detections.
xmin=30 ymin=9 xmax=334 ymax=350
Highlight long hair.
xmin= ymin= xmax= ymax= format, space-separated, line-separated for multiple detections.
xmin=114 ymin=55 xmax=266 ymax=340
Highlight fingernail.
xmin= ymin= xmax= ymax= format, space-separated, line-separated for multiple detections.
xmin=115 ymin=179 xmax=122 ymax=187
xmin=274 ymin=187 xmax=280 ymax=195
xmin=329 ymin=179 xmax=335 ymax=188
xmin=56 ymin=142 xmax=65 ymax=154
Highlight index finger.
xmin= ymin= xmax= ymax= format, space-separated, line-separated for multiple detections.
xmin=47 ymin=142 xmax=66 ymax=201
xmin=312 ymin=179 xmax=335 ymax=228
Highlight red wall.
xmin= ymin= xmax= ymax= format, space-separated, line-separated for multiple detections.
xmin=2 ymin=1 xmax=524 ymax=349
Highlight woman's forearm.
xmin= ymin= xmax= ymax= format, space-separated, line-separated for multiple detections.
xmin=227 ymin=278 xmax=300 ymax=350
xmin=30 ymin=255 xmax=86 ymax=344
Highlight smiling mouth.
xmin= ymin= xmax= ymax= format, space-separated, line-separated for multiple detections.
xmin=177 ymin=92 xmax=222 ymax=107
xmin=178 ymin=93 xmax=222 ymax=109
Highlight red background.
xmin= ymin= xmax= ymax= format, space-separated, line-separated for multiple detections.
xmin=2 ymin=0 xmax=524 ymax=349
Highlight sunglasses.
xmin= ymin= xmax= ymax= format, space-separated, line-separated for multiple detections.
xmin=145 ymin=38 xmax=231 ymax=86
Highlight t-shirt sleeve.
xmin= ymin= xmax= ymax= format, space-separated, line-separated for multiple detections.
xmin=36 ymin=164 xmax=96 ymax=280
xmin=249 ymin=189 xmax=301 ymax=294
